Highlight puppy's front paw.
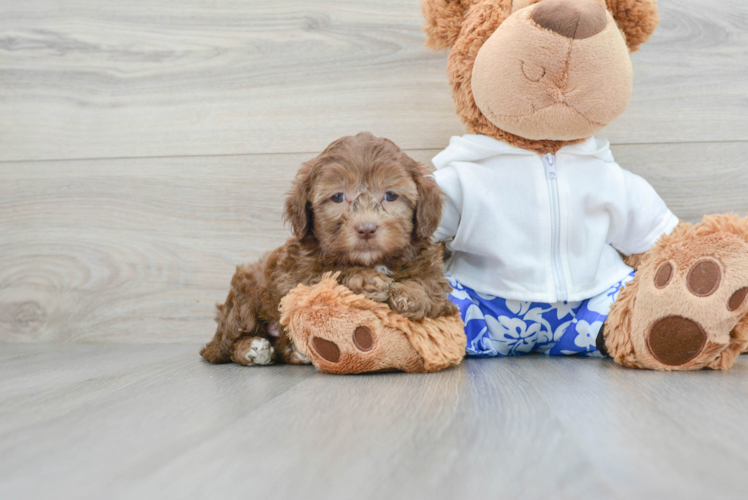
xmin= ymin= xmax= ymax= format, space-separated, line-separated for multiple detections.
xmin=346 ymin=270 xmax=391 ymax=302
xmin=388 ymin=285 xmax=427 ymax=320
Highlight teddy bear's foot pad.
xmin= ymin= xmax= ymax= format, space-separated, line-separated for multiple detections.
xmin=645 ymin=252 xmax=748 ymax=369
xmin=311 ymin=326 xmax=375 ymax=363
xmin=647 ymin=316 xmax=707 ymax=366
xmin=296 ymin=306 xmax=425 ymax=374
xmin=312 ymin=336 xmax=341 ymax=363
xmin=607 ymin=215 xmax=748 ymax=370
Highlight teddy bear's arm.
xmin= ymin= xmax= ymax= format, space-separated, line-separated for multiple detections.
xmin=432 ymin=196 xmax=460 ymax=243
xmin=623 ymin=252 xmax=649 ymax=271
xmin=620 ymin=219 xmax=688 ymax=272
xmin=609 ymin=170 xmax=680 ymax=257
xmin=431 ymin=167 xmax=464 ymax=242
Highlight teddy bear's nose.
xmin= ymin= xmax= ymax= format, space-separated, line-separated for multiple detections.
xmin=531 ymin=0 xmax=608 ymax=40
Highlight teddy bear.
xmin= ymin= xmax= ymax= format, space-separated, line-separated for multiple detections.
xmin=281 ymin=0 xmax=748 ymax=372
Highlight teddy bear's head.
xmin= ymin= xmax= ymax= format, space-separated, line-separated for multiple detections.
xmin=422 ymin=0 xmax=659 ymax=153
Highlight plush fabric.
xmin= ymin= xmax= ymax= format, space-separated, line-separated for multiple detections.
xmin=531 ymin=0 xmax=608 ymax=40
xmin=279 ymin=274 xmax=466 ymax=374
xmin=471 ymin=8 xmax=632 ymax=141
xmin=604 ymin=215 xmax=748 ymax=370
xmin=421 ymin=0 xmax=657 ymax=154
xmin=422 ymin=0 xmax=484 ymax=51
xmin=605 ymin=0 xmax=659 ymax=52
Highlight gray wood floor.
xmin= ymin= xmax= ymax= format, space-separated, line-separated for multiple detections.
xmin=2 ymin=344 xmax=748 ymax=500
xmin=2 ymin=1 xmax=748 ymax=498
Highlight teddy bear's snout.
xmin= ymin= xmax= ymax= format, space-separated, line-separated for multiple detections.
xmin=531 ymin=0 xmax=608 ymax=40
xmin=470 ymin=0 xmax=632 ymax=141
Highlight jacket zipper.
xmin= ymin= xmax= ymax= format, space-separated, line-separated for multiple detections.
xmin=543 ymin=153 xmax=568 ymax=302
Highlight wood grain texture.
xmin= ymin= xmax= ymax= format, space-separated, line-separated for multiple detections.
xmin=2 ymin=142 xmax=747 ymax=343
xmin=0 ymin=0 xmax=747 ymax=162
xmin=1 ymin=344 xmax=747 ymax=500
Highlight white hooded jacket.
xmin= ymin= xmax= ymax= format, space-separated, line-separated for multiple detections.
xmin=432 ymin=134 xmax=679 ymax=303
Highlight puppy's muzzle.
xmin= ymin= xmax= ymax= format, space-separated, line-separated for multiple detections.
xmin=351 ymin=192 xmax=381 ymax=241
xmin=355 ymin=222 xmax=378 ymax=240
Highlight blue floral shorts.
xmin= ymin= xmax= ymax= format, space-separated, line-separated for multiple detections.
xmin=447 ymin=273 xmax=635 ymax=357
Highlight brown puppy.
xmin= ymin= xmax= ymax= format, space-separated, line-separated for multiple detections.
xmin=200 ymin=132 xmax=457 ymax=366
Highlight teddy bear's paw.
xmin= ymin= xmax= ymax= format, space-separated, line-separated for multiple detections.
xmin=306 ymin=321 xmax=421 ymax=374
xmin=287 ymin=304 xmax=424 ymax=374
xmin=311 ymin=326 xmax=373 ymax=363
xmin=280 ymin=275 xmax=465 ymax=374
xmin=624 ymin=227 xmax=748 ymax=370
xmin=231 ymin=336 xmax=276 ymax=366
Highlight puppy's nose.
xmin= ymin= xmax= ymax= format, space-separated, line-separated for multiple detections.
xmin=531 ymin=0 xmax=607 ymax=40
xmin=356 ymin=223 xmax=377 ymax=240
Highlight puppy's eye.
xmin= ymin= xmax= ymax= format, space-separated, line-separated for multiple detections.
xmin=384 ymin=192 xmax=399 ymax=202
xmin=331 ymin=193 xmax=345 ymax=203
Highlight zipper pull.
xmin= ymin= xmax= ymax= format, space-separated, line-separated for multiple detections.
xmin=543 ymin=153 xmax=557 ymax=178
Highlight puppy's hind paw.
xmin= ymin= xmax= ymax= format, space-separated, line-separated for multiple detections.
xmin=232 ymin=337 xmax=276 ymax=366
xmin=282 ymin=345 xmax=312 ymax=365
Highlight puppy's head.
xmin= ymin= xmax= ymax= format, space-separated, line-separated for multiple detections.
xmin=284 ymin=132 xmax=443 ymax=265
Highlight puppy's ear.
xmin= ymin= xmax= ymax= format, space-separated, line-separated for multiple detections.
xmin=606 ymin=0 xmax=659 ymax=52
xmin=283 ymin=162 xmax=315 ymax=240
xmin=421 ymin=0 xmax=477 ymax=50
xmin=412 ymin=161 xmax=444 ymax=241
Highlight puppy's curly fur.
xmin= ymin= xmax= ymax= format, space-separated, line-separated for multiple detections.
xmin=200 ymin=132 xmax=457 ymax=366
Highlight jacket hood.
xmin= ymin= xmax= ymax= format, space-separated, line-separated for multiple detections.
xmin=432 ymin=135 xmax=614 ymax=170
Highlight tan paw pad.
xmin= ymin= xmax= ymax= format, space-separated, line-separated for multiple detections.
xmin=728 ymin=288 xmax=748 ymax=312
xmin=624 ymin=231 xmax=748 ymax=370
xmin=654 ymin=262 xmax=673 ymax=289
xmin=312 ymin=337 xmax=341 ymax=363
xmin=686 ymin=259 xmax=721 ymax=297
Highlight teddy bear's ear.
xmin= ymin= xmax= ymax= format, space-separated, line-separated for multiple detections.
xmin=606 ymin=0 xmax=659 ymax=52
xmin=421 ymin=0 xmax=477 ymax=50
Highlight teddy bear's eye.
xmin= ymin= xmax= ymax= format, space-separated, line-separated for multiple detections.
xmin=331 ymin=193 xmax=345 ymax=203
xmin=521 ymin=61 xmax=546 ymax=82
xmin=385 ymin=192 xmax=399 ymax=202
